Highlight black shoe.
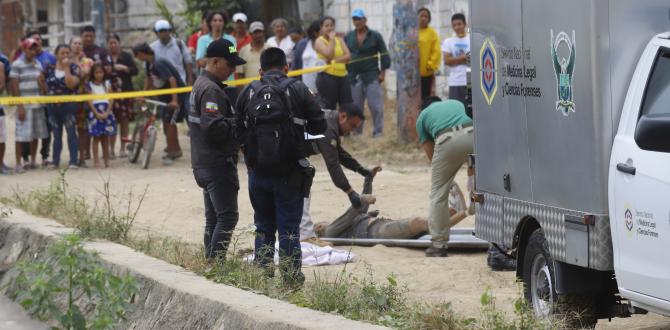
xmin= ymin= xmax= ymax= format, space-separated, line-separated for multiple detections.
xmin=425 ymin=246 xmax=449 ymax=257
xmin=487 ymin=246 xmax=516 ymax=271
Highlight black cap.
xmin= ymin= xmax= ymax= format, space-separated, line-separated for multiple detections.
xmin=206 ymin=38 xmax=246 ymax=66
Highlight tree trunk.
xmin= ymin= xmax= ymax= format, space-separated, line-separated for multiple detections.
xmin=391 ymin=0 xmax=420 ymax=143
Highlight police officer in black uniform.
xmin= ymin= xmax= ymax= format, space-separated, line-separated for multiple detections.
xmin=189 ymin=38 xmax=246 ymax=261
xmin=316 ymin=103 xmax=382 ymax=208
xmin=236 ymin=48 xmax=326 ymax=286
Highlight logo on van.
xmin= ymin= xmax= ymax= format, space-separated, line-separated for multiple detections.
xmin=624 ymin=208 xmax=634 ymax=231
xmin=550 ymin=30 xmax=576 ymax=116
xmin=479 ymin=37 xmax=498 ymax=105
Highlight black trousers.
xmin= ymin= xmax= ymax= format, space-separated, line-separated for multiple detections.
xmin=193 ymin=163 xmax=240 ymax=260
xmin=316 ymin=73 xmax=353 ymax=110
xmin=421 ymin=75 xmax=434 ymax=103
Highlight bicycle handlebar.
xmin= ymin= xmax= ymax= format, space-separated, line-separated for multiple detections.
xmin=143 ymin=99 xmax=168 ymax=107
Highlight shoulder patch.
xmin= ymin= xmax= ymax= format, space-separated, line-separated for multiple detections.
xmin=330 ymin=138 xmax=338 ymax=148
xmin=205 ymin=102 xmax=219 ymax=114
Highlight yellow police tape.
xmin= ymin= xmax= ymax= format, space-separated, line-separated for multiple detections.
xmin=0 ymin=51 xmax=389 ymax=106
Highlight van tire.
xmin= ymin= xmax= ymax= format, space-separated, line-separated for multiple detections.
xmin=522 ymin=228 xmax=597 ymax=328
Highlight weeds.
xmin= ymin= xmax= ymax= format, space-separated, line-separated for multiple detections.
xmin=1 ymin=170 xmax=147 ymax=243
xmin=13 ymin=233 xmax=138 ymax=330
xmin=3 ymin=174 xmax=565 ymax=329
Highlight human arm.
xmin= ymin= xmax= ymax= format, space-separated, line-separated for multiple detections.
xmin=0 ymin=63 xmax=4 ymax=93
xmin=180 ymin=41 xmax=195 ymax=85
xmin=105 ymin=81 xmax=114 ymax=116
xmin=334 ymin=37 xmax=351 ymax=64
xmin=314 ymin=34 xmax=336 ymax=61
xmin=444 ymin=51 xmax=467 ymax=66
xmin=421 ymin=141 xmax=435 ymax=161
xmin=427 ymin=31 xmax=442 ymax=72
xmin=37 ymin=73 xmax=47 ymax=95
xmin=234 ymin=85 xmax=252 ymax=146
xmin=195 ymin=37 xmax=207 ymax=68
xmin=9 ymin=77 xmax=25 ymax=121
xmin=167 ymin=76 xmax=179 ymax=108
xmin=64 ymin=63 xmax=81 ymax=90
xmin=315 ymin=133 xmax=354 ymax=193
xmin=200 ymin=88 xmax=235 ymax=143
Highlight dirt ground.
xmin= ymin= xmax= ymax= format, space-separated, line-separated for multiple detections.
xmin=0 ymin=105 xmax=668 ymax=329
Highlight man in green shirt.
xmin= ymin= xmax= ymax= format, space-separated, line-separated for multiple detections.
xmin=345 ymin=9 xmax=391 ymax=138
xmin=417 ymin=97 xmax=473 ymax=257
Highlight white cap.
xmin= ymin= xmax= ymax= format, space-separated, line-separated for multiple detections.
xmin=232 ymin=12 xmax=248 ymax=23
xmin=154 ymin=20 xmax=171 ymax=32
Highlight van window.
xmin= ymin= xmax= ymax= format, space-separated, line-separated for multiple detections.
xmin=640 ymin=48 xmax=670 ymax=117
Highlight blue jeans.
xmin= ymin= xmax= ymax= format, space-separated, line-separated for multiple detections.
xmin=47 ymin=102 xmax=78 ymax=167
xmin=352 ymin=80 xmax=384 ymax=137
xmin=248 ymin=171 xmax=304 ymax=277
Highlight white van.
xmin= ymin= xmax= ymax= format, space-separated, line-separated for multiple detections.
xmin=471 ymin=0 xmax=670 ymax=326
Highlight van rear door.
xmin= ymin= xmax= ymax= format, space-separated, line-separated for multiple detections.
xmin=610 ymin=37 xmax=670 ymax=307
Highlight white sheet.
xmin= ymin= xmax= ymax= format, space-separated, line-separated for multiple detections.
xmin=244 ymin=242 xmax=356 ymax=266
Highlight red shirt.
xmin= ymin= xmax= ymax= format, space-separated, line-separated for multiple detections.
xmin=188 ymin=31 xmax=203 ymax=50
xmin=233 ymin=32 xmax=252 ymax=50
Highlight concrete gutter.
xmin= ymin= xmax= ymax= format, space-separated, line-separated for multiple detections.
xmin=0 ymin=208 xmax=387 ymax=330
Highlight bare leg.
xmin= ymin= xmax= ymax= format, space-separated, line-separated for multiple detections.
xmin=29 ymin=140 xmax=38 ymax=167
xmin=14 ymin=142 xmax=22 ymax=169
xmin=0 ymin=143 xmax=5 ymax=168
xmin=118 ymin=116 xmax=129 ymax=156
xmin=101 ymin=136 xmax=110 ymax=167
xmin=164 ymin=121 xmax=181 ymax=154
xmin=92 ymin=137 xmax=101 ymax=168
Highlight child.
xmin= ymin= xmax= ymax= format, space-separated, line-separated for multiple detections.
xmin=86 ymin=63 xmax=116 ymax=169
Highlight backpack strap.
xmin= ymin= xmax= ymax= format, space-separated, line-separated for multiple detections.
xmin=277 ymin=78 xmax=307 ymax=126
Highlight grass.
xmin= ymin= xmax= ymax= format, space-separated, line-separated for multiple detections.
xmin=1 ymin=173 xmax=567 ymax=329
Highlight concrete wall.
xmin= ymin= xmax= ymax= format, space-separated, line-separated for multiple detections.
xmin=0 ymin=209 xmax=386 ymax=330
xmin=323 ymin=0 xmax=469 ymax=98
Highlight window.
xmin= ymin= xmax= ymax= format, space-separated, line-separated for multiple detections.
xmin=635 ymin=47 xmax=670 ymax=153
xmin=640 ymin=48 xmax=670 ymax=117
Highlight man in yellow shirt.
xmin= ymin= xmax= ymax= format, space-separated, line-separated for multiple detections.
xmin=418 ymin=7 xmax=441 ymax=102
xmin=237 ymin=22 xmax=268 ymax=79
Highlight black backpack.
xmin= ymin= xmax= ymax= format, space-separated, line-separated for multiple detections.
xmin=243 ymin=78 xmax=303 ymax=176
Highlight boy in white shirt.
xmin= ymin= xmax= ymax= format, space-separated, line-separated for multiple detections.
xmin=441 ymin=13 xmax=470 ymax=115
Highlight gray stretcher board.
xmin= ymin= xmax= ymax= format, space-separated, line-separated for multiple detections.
xmin=321 ymin=227 xmax=490 ymax=249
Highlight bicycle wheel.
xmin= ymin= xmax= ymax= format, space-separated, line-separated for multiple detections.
xmin=141 ymin=126 xmax=157 ymax=169
xmin=128 ymin=123 xmax=143 ymax=164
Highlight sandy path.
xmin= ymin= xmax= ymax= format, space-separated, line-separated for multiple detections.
xmin=0 ymin=109 xmax=667 ymax=329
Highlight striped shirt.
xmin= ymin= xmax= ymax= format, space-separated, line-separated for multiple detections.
xmin=9 ymin=57 xmax=42 ymax=97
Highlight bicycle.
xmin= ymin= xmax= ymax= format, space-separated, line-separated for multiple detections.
xmin=126 ymin=99 xmax=167 ymax=169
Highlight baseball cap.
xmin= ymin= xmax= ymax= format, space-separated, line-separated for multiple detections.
xmin=352 ymin=9 xmax=366 ymax=19
xmin=206 ymin=38 xmax=246 ymax=66
xmin=22 ymin=38 xmax=38 ymax=50
xmin=232 ymin=13 xmax=248 ymax=23
xmin=154 ymin=20 xmax=171 ymax=32
xmin=249 ymin=21 xmax=264 ymax=33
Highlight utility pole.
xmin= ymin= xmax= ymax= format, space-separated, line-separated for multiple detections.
xmin=91 ymin=0 xmax=105 ymax=45
xmin=391 ymin=0 xmax=420 ymax=143
xmin=63 ymin=0 xmax=73 ymax=42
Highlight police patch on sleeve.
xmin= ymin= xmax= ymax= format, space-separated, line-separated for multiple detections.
xmin=205 ymin=102 xmax=218 ymax=114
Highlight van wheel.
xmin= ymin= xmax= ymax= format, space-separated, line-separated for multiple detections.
xmin=522 ymin=228 xmax=597 ymax=328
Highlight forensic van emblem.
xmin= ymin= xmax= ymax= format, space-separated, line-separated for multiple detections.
xmin=550 ymin=30 xmax=576 ymax=116
xmin=624 ymin=208 xmax=634 ymax=231
xmin=479 ymin=37 xmax=498 ymax=105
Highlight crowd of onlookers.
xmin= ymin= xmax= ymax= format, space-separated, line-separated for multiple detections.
xmin=0 ymin=7 xmax=470 ymax=175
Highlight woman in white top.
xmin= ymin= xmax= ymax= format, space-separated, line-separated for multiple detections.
xmin=292 ymin=20 xmax=324 ymax=92
xmin=266 ymin=18 xmax=295 ymax=66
